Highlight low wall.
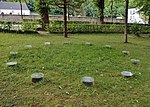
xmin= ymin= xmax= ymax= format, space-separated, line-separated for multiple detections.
xmin=0 ymin=14 xmax=125 ymax=23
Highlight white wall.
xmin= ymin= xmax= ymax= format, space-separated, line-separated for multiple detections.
xmin=0 ymin=9 xmax=30 ymax=15
xmin=128 ymin=8 xmax=145 ymax=24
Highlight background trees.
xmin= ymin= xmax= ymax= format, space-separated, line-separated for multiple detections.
xmin=35 ymin=0 xmax=49 ymax=31
xmin=48 ymin=0 xmax=86 ymax=37
xmin=134 ymin=0 xmax=150 ymax=25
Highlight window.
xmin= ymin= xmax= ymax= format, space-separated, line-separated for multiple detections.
xmin=130 ymin=10 xmax=132 ymax=14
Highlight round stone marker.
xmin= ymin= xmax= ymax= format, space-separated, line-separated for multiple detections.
xmin=105 ymin=45 xmax=112 ymax=48
xmin=31 ymin=73 xmax=44 ymax=83
xmin=122 ymin=51 xmax=129 ymax=55
xmin=85 ymin=42 xmax=92 ymax=45
xmin=44 ymin=42 xmax=51 ymax=45
xmin=121 ymin=71 xmax=133 ymax=77
xmin=81 ymin=76 xmax=94 ymax=86
xmin=131 ymin=59 xmax=140 ymax=64
xmin=6 ymin=62 xmax=17 ymax=66
xmin=10 ymin=52 xmax=18 ymax=55
xmin=25 ymin=45 xmax=32 ymax=48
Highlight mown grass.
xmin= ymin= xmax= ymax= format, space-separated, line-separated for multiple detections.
xmin=0 ymin=33 xmax=150 ymax=107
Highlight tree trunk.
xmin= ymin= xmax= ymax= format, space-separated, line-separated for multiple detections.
xmin=19 ymin=0 xmax=23 ymax=20
xmin=64 ymin=0 xmax=68 ymax=38
xmin=99 ymin=9 xmax=104 ymax=24
xmin=110 ymin=0 xmax=113 ymax=22
xmin=99 ymin=0 xmax=104 ymax=24
xmin=124 ymin=0 xmax=129 ymax=43
xmin=40 ymin=1 xmax=49 ymax=31
xmin=41 ymin=7 xmax=49 ymax=31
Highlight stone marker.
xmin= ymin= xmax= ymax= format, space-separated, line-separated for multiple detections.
xmin=31 ymin=73 xmax=44 ymax=83
xmin=105 ymin=45 xmax=112 ymax=48
xmin=121 ymin=71 xmax=133 ymax=77
xmin=25 ymin=45 xmax=32 ymax=48
xmin=81 ymin=76 xmax=94 ymax=86
xmin=131 ymin=59 xmax=140 ymax=64
xmin=44 ymin=42 xmax=51 ymax=45
xmin=6 ymin=62 xmax=17 ymax=66
xmin=10 ymin=52 xmax=18 ymax=55
xmin=122 ymin=51 xmax=129 ymax=55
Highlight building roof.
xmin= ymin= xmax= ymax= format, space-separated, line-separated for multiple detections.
xmin=0 ymin=1 xmax=29 ymax=10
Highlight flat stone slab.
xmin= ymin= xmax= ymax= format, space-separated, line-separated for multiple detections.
xmin=122 ymin=51 xmax=129 ymax=55
xmin=31 ymin=73 xmax=44 ymax=83
xmin=25 ymin=45 xmax=32 ymax=48
xmin=6 ymin=62 xmax=17 ymax=66
xmin=10 ymin=52 xmax=18 ymax=55
xmin=121 ymin=71 xmax=133 ymax=77
xmin=81 ymin=76 xmax=94 ymax=86
xmin=85 ymin=42 xmax=92 ymax=45
xmin=131 ymin=59 xmax=140 ymax=64
xmin=105 ymin=45 xmax=112 ymax=48
xmin=44 ymin=42 xmax=51 ymax=45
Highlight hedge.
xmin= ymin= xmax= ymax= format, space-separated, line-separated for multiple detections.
xmin=0 ymin=19 xmax=150 ymax=34
xmin=49 ymin=24 xmax=125 ymax=33
xmin=22 ymin=19 xmax=40 ymax=32
xmin=49 ymin=21 xmax=150 ymax=34
xmin=0 ymin=20 xmax=36 ymax=33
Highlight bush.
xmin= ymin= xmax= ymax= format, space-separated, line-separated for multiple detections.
xmin=49 ymin=20 xmax=150 ymax=34
xmin=129 ymin=24 xmax=141 ymax=36
xmin=22 ymin=19 xmax=40 ymax=32
xmin=0 ymin=20 xmax=37 ymax=34
xmin=0 ymin=20 xmax=22 ymax=32
xmin=49 ymin=23 xmax=125 ymax=33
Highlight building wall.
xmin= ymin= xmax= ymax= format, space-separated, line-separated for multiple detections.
xmin=128 ymin=8 xmax=145 ymax=24
xmin=0 ymin=9 xmax=30 ymax=15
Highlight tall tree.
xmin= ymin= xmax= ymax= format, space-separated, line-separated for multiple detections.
xmin=19 ymin=0 xmax=23 ymax=19
xmin=50 ymin=0 xmax=85 ymax=38
xmin=35 ymin=0 xmax=49 ymax=31
xmin=124 ymin=0 xmax=129 ymax=43
xmin=50 ymin=0 xmax=68 ymax=37
xmin=94 ymin=0 xmax=105 ymax=24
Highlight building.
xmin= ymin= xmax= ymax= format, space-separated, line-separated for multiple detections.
xmin=128 ymin=8 xmax=147 ymax=24
xmin=0 ymin=1 xmax=30 ymax=15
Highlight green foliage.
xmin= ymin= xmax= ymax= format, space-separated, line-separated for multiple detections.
xmin=81 ymin=0 xmax=99 ymax=17
xmin=0 ymin=20 xmax=21 ymax=32
xmin=104 ymin=0 xmax=125 ymax=18
xmin=134 ymin=0 xmax=150 ymax=16
xmin=129 ymin=24 xmax=141 ymax=36
xmin=0 ymin=20 xmax=39 ymax=33
xmin=49 ymin=20 xmax=150 ymax=34
xmin=49 ymin=6 xmax=63 ymax=15
xmin=27 ymin=0 xmax=35 ymax=11
xmin=49 ymin=20 xmax=125 ymax=33
xmin=22 ymin=19 xmax=39 ymax=32
xmin=129 ymin=24 xmax=150 ymax=36
xmin=140 ymin=25 xmax=150 ymax=34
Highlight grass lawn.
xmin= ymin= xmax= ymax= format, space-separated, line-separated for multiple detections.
xmin=0 ymin=33 xmax=150 ymax=106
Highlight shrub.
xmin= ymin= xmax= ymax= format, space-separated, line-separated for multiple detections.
xmin=129 ymin=24 xmax=141 ymax=36
xmin=0 ymin=20 xmax=22 ymax=32
xmin=49 ymin=23 xmax=125 ymax=33
xmin=22 ymin=19 xmax=39 ymax=32
xmin=49 ymin=20 xmax=150 ymax=34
